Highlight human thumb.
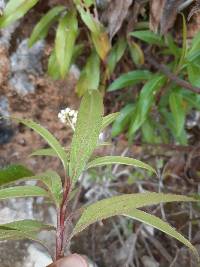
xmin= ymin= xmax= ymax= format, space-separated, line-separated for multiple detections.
xmin=47 ymin=254 xmax=88 ymax=267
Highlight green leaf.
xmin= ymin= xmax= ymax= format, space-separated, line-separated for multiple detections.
xmin=28 ymin=6 xmax=66 ymax=47
xmin=30 ymin=148 xmax=59 ymax=157
xmin=48 ymin=49 xmax=61 ymax=80
xmin=128 ymin=75 xmax=166 ymax=138
xmin=112 ymin=104 xmax=135 ymax=137
xmin=124 ymin=209 xmax=199 ymax=259
xmin=0 ymin=220 xmax=55 ymax=232
xmin=188 ymin=30 xmax=200 ymax=56
xmin=107 ymin=37 xmax=127 ymax=75
xmin=187 ymin=62 xmax=200 ymax=87
xmin=181 ymin=90 xmax=200 ymax=110
xmin=165 ymin=34 xmax=181 ymax=59
xmin=86 ymin=156 xmax=156 ymax=174
xmin=169 ymin=92 xmax=185 ymax=137
xmin=129 ymin=41 xmax=144 ymax=66
xmin=0 ymin=225 xmax=53 ymax=256
xmin=108 ymin=70 xmax=152 ymax=92
xmin=129 ymin=30 xmax=164 ymax=46
xmin=0 ymin=0 xmax=39 ymax=28
xmin=177 ymin=13 xmax=187 ymax=71
xmin=29 ymin=171 xmax=62 ymax=206
xmin=76 ymin=51 xmax=100 ymax=97
xmin=141 ymin=118 xmax=156 ymax=144
xmin=0 ymin=185 xmax=49 ymax=200
xmin=0 ymin=169 xmax=63 ymax=207
xmin=0 ymin=165 xmax=33 ymax=186
xmin=14 ymin=118 xmax=68 ymax=171
xmin=55 ymin=10 xmax=78 ymax=78
xmin=101 ymin=112 xmax=120 ymax=130
xmin=76 ymin=4 xmax=100 ymax=33
xmin=69 ymin=91 xmax=103 ymax=186
xmin=72 ymin=192 xmax=196 ymax=236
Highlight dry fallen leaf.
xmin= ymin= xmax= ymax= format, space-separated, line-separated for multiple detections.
xmin=150 ymin=0 xmax=166 ymax=33
xmin=102 ymin=0 xmax=133 ymax=39
xmin=160 ymin=0 xmax=183 ymax=34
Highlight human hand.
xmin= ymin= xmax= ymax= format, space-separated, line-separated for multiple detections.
xmin=47 ymin=254 xmax=88 ymax=267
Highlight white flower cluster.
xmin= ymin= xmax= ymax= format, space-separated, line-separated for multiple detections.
xmin=58 ymin=107 xmax=78 ymax=129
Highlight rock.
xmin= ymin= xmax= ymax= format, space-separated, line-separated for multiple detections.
xmin=0 ymin=96 xmax=9 ymax=117
xmin=23 ymin=245 xmax=52 ymax=267
xmin=9 ymin=39 xmax=45 ymax=95
xmin=0 ymin=96 xmax=14 ymax=144
xmin=9 ymin=73 xmax=35 ymax=95
xmin=10 ymin=39 xmax=44 ymax=75
xmin=141 ymin=256 xmax=159 ymax=267
xmin=0 ymin=22 xmax=20 ymax=48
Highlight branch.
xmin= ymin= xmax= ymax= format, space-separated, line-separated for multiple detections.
xmin=146 ymin=56 xmax=200 ymax=94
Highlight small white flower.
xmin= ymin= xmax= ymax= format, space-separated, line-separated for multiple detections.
xmin=72 ymin=117 xmax=77 ymax=125
xmin=58 ymin=107 xmax=78 ymax=130
xmin=69 ymin=110 xmax=75 ymax=117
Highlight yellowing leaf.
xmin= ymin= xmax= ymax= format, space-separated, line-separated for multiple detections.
xmin=92 ymin=30 xmax=111 ymax=60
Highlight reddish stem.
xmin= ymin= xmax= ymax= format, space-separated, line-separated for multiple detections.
xmin=56 ymin=175 xmax=72 ymax=260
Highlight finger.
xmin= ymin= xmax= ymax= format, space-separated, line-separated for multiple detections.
xmin=47 ymin=254 xmax=88 ymax=267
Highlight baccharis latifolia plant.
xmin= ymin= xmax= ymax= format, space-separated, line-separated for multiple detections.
xmin=0 ymin=91 xmax=199 ymax=263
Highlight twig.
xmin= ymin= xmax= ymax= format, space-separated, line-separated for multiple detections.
xmin=146 ymin=56 xmax=200 ymax=94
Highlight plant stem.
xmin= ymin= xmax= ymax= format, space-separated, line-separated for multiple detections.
xmin=55 ymin=175 xmax=72 ymax=260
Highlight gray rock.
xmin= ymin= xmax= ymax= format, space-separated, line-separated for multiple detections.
xmin=9 ymin=72 xmax=35 ymax=95
xmin=10 ymin=39 xmax=44 ymax=75
xmin=9 ymin=39 xmax=45 ymax=95
xmin=0 ymin=22 xmax=20 ymax=47
xmin=0 ymin=96 xmax=9 ymax=117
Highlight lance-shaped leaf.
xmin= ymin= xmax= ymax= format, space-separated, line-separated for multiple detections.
xmin=69 ymin=91 xmax=103 ymax=186
xmin=76 ymin=51 xmax=100 ymax=97
xmin=169 ymin=92 xmax=185 ymax=137
xmin=86 ymin=156 xmax=156 ymax=174
xmin=0 ymin=169 xmax=62 ymax=207
xmin=56 ymin=10 xmax=78 ymax=78
xmin=29 ymin=5 xmax=66 ymax=47
xmin=107 ymin=37 xmax=127 ymax=75
xmin=14 ymin=118 xmax=68 ymax=171
xmin=72 ymin=193 xmax=196 ymax=236
xmin=30 ymin=148 xmax=59 ymax=157
xmin=108 ymin=70 xmax=152 ymax=92
xmin=30 ymin=147 xmax=70 ymax=158
xmin=75 ymin=4 xmax=110 ymax=60
xmin=129 ymin=30 xmax=164 ymax=46
xmin=124 ymin=209 xmax=199 ymax=260
xmin=112 ymin=104 xmax=135 ymax=137
xmin=0 ymin=164 xmax=33 ymax=186
xmin=129 ymin=41 xmax=144 ymax=66
xmin=48 ymin=49 xmax=61 ymax=80
xmin=0 ymin=0 xmax=39 ymax=28
xmin=128 ymin=75 xmax=166 ymax=138
xmin=0 ymin=185 xmax=49 ymax=200
xmin=101 ymin=112 xmax=120 ymax=130
xmin=0 ymin=226 xmax=53 ymax=258
xmin=91 ymin=30 xmax=111 ymax=61
xmin=0 ymin=220 xmax=55 ymax=232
